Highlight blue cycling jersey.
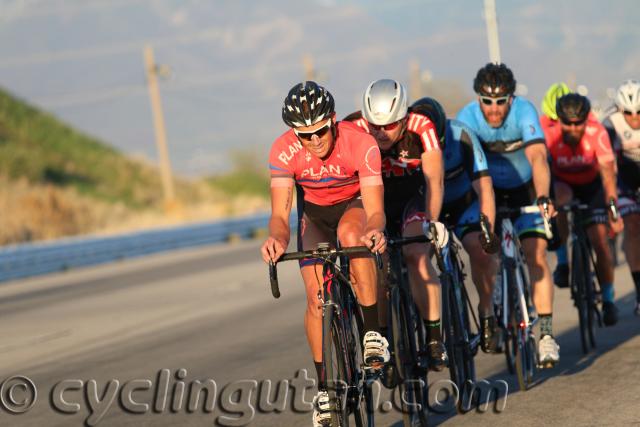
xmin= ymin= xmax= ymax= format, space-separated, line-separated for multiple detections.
xmin=456 ymin=96 xmax=545 ymax=189
xmin=443 ymin=119 xmax=489 ymax=203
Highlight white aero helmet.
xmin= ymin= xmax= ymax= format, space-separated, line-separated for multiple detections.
xmin=362 ymin=79 xmax=408 ymax=125
xmin=615 ymin=79 xmax=640 ymax=112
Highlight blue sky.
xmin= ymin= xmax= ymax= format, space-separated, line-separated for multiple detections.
xmin=0 ymin=0 xmax=638 ymax=175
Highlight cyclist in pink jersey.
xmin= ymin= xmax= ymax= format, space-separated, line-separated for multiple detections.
xmin=545 ymin=93 xmax=623 ymax=325
xmin=261 ymin=81 xmax=388 ymax=427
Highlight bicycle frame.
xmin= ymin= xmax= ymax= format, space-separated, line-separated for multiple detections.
xmin=496 ymin=214 xmax=535 ymax=332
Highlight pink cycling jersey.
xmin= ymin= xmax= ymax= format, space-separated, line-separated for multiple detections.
xmin=545 ymin=116 xmax=615 ymax=186
xmin=268 ymin=121 xmax=382 ymax=206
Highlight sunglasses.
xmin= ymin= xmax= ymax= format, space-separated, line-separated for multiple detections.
xmin=369 ymin=120 xmax=402 ymax=131
xmin=623 ymin=110 xmax=640 ymax=116
xmin=560 ymin=118 xmax=586 ymax=127
xmin=479 ymin=95 xmax=510 ymax=106
xmin=293 ymin=120 xmax=333 ymax=141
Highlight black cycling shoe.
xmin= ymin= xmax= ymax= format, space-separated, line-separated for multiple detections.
xmin=480 ymin=316 xmax=501 ymax=353
xmin=380 ymin=357 xmax=398 ymax=389
xmin=427 ymin=340 xmax=448 ymax=372
xmin=553 ymin=263 xmax=570 ymax=288
xmin=602 ymin=301 xmax=619 ymax=326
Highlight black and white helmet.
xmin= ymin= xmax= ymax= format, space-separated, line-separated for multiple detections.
xmin=362 ymin=79 xmax=408 ymax=125
xmin=615 ymin=79 xmax=640 ymax=112
xmin=282 ymin=81 xmax=335 ymax=128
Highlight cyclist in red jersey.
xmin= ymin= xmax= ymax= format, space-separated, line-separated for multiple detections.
xmin=260 ymin=82 xmax=388 ymax=427
xmin=344 ymin=79 xmax=450 ymax=373
xmin=545 ymin=93 xmax=624 ymax=325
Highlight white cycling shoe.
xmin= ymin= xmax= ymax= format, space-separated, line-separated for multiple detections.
xmin=312 ymin=390 xmax=332 ymax=427
xmin=363 ymin=331 xmax=390 ymax=366
xmin=538 ymin=335 xmax=560 ymax=368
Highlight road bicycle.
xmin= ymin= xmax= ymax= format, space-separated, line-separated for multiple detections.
xmin=383 ymin=234 xmax=430 ymax=426
xmin=558 ymin=199 xmax=619 ymax=354
xmin=269 ymin=243 xmax=380 ymax=426
xmin=428 ymin=222 xmax=480 ymax=410
xmin=488 ymin=206 xmax=541 ymax=391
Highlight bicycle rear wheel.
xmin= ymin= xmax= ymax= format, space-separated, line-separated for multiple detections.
xmin=390 ymin=286 xmax=428 ymax=427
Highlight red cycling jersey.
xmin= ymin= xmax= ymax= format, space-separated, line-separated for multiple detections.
xmin=268 ymin=121 xmax=382 ymax=206
xmin=545 ymin=116 xmax=615 ymax=186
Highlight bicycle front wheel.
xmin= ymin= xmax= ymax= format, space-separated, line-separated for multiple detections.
xmin=507 ymin=267 xmax=534 ymax=391
xmin=572 ymin=240 xmax=592 ymax=354
xmin=390 ymin=286 xmax=428 ymax=427
xmin=323 ymin=304 xmax=350 ymax=427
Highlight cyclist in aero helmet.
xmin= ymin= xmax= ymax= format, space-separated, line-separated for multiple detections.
xmin=263 ymin=81 xmax=389 ymax=427
xmin=547 ymin=93 xmax=623 ymax=326
xmin=416 ymin=97 xmax=502 ymax=353
xmin=457 ymin=63 xmax=561 ymax=367
xmin=344 ymin=79 xmax=450 ymax=374
xmin=602 ymin=79 xmax=640 ymax=315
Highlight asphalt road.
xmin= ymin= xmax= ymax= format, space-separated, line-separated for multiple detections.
xmin=1 ymin=239 xmax=639 ymax=426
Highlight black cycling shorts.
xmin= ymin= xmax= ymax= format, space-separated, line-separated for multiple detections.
xmin=556 ymin=176 xmax=608 ymax=226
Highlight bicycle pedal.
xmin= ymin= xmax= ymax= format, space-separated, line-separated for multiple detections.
xmin=538 ymin=360 xmax=557 ymax=370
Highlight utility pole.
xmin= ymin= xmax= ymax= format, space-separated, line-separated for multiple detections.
xmin=303 ymin=54 xmax=316 ymax=81
xmin=484 ymin=0 xmax=502 ymax=64
xmin=143 ymin=44 xmax=176 ymax=210
xmin=409 ymin=59 xmax=422 ymax=101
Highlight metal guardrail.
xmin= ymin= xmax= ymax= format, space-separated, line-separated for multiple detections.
xmin=0 ymin=212 xmax=293 ymax=282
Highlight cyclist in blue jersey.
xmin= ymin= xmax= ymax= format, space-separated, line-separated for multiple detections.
xmin=415 ymin=97 xmax=502 ymax=353
xmin=457 ymin=63 xmax=560 ymax=367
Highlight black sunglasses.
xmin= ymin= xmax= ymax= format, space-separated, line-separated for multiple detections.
xmin=293 ymin=121 xmax=332 ymax=141
xmin=623 ymin=110 xmax=640 ymax=116
xmin=560 ymin=118 xmax=586 ymax=127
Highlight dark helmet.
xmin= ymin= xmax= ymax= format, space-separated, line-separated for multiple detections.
xmin=473 ymin=63 xmax=516 ymax=97
xmin=556 ymin=93 xmax=591 ymax=122
xmin=411 ymin=97 xmax=446 ymax=143
xmin=281 ymin=81 xmax=335 ymax=128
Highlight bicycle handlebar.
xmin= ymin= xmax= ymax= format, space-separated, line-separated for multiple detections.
xmin=496 ymin=205 xmax=553 ymax=239
xmin=267 ymin=245 xmax=382 ymax=299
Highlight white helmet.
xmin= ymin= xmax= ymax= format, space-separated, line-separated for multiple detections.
xmin=615 ymin=79 xmax=640 ymax=112
xmin=362 ymin=79 xmax=408 ymax=125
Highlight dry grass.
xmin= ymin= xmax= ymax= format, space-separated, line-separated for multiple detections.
xmin=0 ymin=176 xmax=269 ymax=246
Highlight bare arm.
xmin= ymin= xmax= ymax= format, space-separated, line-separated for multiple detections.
xmin=260 ymin=184 xmax=294 ymax=262
xmin=360 ymin=184 xmax=387 ymax=253
xmin=472 ymin=175 xmax=496 ymax=232
xmin=600 ymin=160 xmax=624 ymax=234
xmin=421 ymin=150 xmax=445 ymax=221
xmin=524 ymin=142 xmax=556 ymax=217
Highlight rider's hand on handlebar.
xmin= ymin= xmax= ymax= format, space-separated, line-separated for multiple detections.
xmin=422 ymin=220 xmax=449 ymax=249
xmin=536 ymin=196 xmax=557 ymax=218
xmin=261 ymin=236 xmax=288 ymax=263
xmin=362 ymin=229 xmax=387 ymax=253
xmin=479 ymin=231 xmax=500 ymax=254
xmin=608 ymin=212 xmax=624 ymax=235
